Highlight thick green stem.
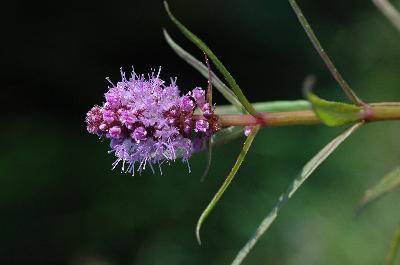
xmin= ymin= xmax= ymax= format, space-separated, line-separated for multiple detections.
xmin=217 ymin=103 xmax=400 ymax=127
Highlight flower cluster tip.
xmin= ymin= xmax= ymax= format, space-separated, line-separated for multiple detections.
xmin=85 ymin=68 xmax=220 ymax=174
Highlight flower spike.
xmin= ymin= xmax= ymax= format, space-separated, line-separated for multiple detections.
xmin=86 ymin=69 xmax=220 ymax=174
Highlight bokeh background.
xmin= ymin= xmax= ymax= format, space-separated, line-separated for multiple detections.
xmin=2 ymin=0 xmax=400 ymax=264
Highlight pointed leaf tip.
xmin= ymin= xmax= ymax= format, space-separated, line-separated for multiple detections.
xmin=196 ymin=125 xmax=260 ymax=245
xmin=357 ymin=166 xmax=400 ymax=215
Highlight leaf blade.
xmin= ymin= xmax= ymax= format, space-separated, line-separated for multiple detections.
xmin=231 ymin=122 xmax=363 ymax=265
xmin=164 ymin=2 xmax=257 ymax=115
xmin=372 ymin=0 xmax=400 ymax=32
xmin=357 ymin=166 xmax=400 ymax=214
xmin=163 ymin=29 xmax=246 ymax=113
xmin=386 ymin=223 xmax=400 ymax=265
xmin=196 ymin=125 xmax=261 ymax=244
xmin=308 ymin=92 xmax=362 ymax=126
xmin=215 ymin=100 xmax=311 ymax=115
xmin=289 ymin=0 xmax=364 ymax=105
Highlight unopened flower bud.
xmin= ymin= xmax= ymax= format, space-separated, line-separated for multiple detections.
xmin=244 ymin=126 xmax=253 ymax=137
xmin=132 ymin=126 xmax=147 ymax=143
xmin=192 ymin=87 xmax=206 ymax=107
xmin=181 ymin=96 xmax=195 ymax=113
xmin=102 ymin=110 xmax=115 ymax=124
xmin=109 ymin=126 xmax=122 ymax=139
xmin=202 ymin=103 xmax=213 ymax=118
xmin=99 ymin=123 xmax=107 ymax=131
xmin=195 ymin=119 xmax=209 ymax=133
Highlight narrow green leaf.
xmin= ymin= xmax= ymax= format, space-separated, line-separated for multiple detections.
xmin=386 ymin=223 xmax=400 ymax=265
xmin=200 ymin=139 xmax=213 ymax=182
xmin=163 ymin=29 xmax=246 ymax=113
xmin=372 ymin=0 xmax=400 ymax=32
xmin=204 ymin=53 xmax=213 ymax=105
xmin=211 ymin=126 xmax=245 ymax=147
xmin=231 ymin=122 xmax=363 ymax=265
xmin=215 ymin=100 xmax=311 ymax=114
xmin=289 ymin=0 xmax=365 ymax=106
xmin=164 ymin=2 xmax=257 ymax=115
xmin=357 ymin=166 xmax=400 ymax=214
xmin=308 ymin=92 xmax=362 ymax=126
xmin=196 ymin=125 xmax=261 ymax=244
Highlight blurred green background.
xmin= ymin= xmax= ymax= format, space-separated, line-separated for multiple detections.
xmin=2 ymin=0 xmax=400 ymax=264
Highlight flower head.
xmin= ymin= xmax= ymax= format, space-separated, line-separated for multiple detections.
xmin=85 ymin=68 xmax=220 ymax=174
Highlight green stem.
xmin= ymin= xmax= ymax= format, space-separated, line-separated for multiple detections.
xmin=216 ymin=102 xmax=400 ymax=127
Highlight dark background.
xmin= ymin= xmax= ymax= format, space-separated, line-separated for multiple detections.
xmin=2 ymin=0 xmax=400 ymax=264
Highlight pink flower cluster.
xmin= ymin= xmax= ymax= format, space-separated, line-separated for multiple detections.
xmin=85 ymin=69 xmax=219 ymax=174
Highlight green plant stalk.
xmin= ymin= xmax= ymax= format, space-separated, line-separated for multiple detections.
xmin=216 ymin=103 xmax=400 ymax=127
